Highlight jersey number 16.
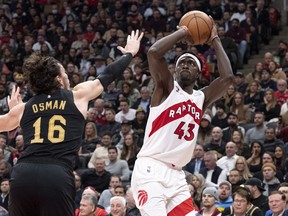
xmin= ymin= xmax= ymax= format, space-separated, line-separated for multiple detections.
xmin=31 ymin=115 xmax=66 ymax=144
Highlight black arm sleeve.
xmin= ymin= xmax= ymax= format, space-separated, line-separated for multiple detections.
xmin=97 ymin=53 xmax=133 ymax=89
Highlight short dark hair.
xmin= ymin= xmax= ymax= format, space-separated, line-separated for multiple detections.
xmin=227 ymin=112 xmax=238 ymax=118
xmin=233 ymin=186 xmax=252 ymax=203
xmin=0 ymin=178 xmax=9 ymax=184
xmin=263 ymin=151 xmax=275 ymax=161
xmin=232 ymin=18 xmax=240 ymax=23
xmin=261 ymin=68 xmax=271 ymax=75
xmin=229 ymin=168 xmax=240 ymax=174
xmin=101 ymin=131 xmax=112 ymax=138
xmin=215 ymin=102 xmax=225 ymax=110
xmin=110 ymin=175 xmax=121 ymax=182
xmin=108 ymin=146 xmax=118 ymax=153
xmin=115 ymin=185 xmax=126 ymax=193
xmin=119 ymin=98 xmax=129 ymax=104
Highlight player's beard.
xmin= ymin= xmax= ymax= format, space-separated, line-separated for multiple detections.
xmin=178 ymin=71 xmax=197 ymax=86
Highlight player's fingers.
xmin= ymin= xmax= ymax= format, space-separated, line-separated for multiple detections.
xmin=16 ymin=86 xmax=20 ymax=95
xmin=11 ymin=85 xmax=15 ymax=96
xmin=134 ymin=29 xmax=139 ymax=38
xmin=138 ymin=31 xmax=144 ymax=41
xmin=208 ymin=15 xmax=215 ymax=25
xmin=18 ymin=95 xmax=23 ymax=103
xmin=117 ymin=46 xmax=126 ymax=54
xmin=131 ymin=30 xmax=135 ymax=39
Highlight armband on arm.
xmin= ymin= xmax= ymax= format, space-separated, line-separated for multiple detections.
xmin=97 ymin=53 xmax=133 ymax=89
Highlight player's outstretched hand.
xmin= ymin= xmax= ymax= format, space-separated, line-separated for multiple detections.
xmin=8 ymin=85 xmax=23 ymax=110
xmin=117 ymin=30 xmax=144 ymax=57
xmin=207 ymin=16 xmax=219 ymax=45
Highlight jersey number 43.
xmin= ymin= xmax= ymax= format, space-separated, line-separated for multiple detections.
xmin=174 ymin=121 xmax=195 ymax=141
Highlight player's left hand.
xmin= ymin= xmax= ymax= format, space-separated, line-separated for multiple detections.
xmin=8 ymin=85 xmax=23 ymax=110
xmin=207 ymin=16 xmax=219 ymax=45
xmin=117 ymin=30 xmax=144 ymax=57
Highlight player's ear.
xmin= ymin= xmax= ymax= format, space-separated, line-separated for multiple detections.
xmin=55 ymin=75 xmax=63 ymax=86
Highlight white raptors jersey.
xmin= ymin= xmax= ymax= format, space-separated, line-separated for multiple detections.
xmin=137 ymin=81 xmax=205 ymax=167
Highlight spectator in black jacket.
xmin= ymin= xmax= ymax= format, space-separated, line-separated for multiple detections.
xmin=200 ymin=151 xmax=227 ymax=188
xmin=81 ymin=158 xmax=111 ymax=194
xmin=0 ymin=179 xmax=9 ymax=211
xmin=244 ymin=178 xmax=269 ymax=214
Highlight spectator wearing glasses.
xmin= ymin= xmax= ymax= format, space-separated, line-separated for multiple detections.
xmin=221 ymin=186 xmax=263 ymax=216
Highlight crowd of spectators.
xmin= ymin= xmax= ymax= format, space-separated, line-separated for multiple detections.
xmin=0 ymin=0 xmax=286 ymax=215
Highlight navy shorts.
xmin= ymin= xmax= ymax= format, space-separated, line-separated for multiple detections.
xmin=9 ymin=162 xmax=75 ymax=216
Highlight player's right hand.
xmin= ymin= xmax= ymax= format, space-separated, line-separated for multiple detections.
xmin=176 ymin=26 xmax=193 ymax=45
xmin=117 ymin=30 xmax=144 ymax=57
xmin=207 ymin=16 xmax=219 ymax=45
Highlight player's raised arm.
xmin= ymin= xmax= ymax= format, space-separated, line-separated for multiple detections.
xmin=73 ymin=30 xmax=143 ymax=102
xmin=147 ymin=27 xmax=190 ymax=106
xmin=0 ymin=103 xmax=25 ymax=132
xmin=202 ymin=18 xmax=234 ymax=110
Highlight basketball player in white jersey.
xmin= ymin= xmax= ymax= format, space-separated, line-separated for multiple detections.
xmin=131 ymin=18 xmax=234 ymax=216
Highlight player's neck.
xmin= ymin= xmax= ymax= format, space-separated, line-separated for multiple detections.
xmin=180 ymin=84 xmax=194 ymax=94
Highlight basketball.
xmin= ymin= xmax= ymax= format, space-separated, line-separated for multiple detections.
xmin=179 ymin=10 xmax=213 ymax=45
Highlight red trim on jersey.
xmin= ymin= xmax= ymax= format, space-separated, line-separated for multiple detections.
xmin=167 ymin=197 xmax=196 ymax=216
xmin=149 ymin=100 xmax=202 ymax=137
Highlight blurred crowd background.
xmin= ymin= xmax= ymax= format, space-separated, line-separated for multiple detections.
xmin=0 ymin=0 xmax=287 ymax=215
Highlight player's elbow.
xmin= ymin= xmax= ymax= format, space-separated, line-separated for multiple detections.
xmin=147 ymin=46 xmax=159 ymax=58
xmin=222 ymin=74 xmax=234 ymax=86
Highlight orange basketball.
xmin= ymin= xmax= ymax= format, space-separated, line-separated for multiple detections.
xmin=179 ymin=10 xmax=213 ymax=45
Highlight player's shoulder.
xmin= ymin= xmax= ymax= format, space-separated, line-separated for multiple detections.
xmin=194 ymin=89 xmax=205 ymax=96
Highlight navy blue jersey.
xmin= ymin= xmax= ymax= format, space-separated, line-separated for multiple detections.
xmin=19 ymin=89 xmax=85 ymax=168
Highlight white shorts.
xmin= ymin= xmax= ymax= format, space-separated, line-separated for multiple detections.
xmin=131 ymin=157 xmax=197 ymax=216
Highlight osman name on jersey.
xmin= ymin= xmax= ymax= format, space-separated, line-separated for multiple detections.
xmin=32 ymin=100 xmax=67 ymax=113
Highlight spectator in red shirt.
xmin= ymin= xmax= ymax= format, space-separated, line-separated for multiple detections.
xmin=275 ymin=79 xmax=288 ymax=106
xmin=75 ymin=186 xmax=108 ymax=216
xmin=94 ymin=98 xmax=108 ymax=127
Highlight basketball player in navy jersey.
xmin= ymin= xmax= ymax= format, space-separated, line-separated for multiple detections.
xmin=131 ymin=19 xmax=234 ymax=215
xmin=0 ymin=30 xmax=143 ymax=216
